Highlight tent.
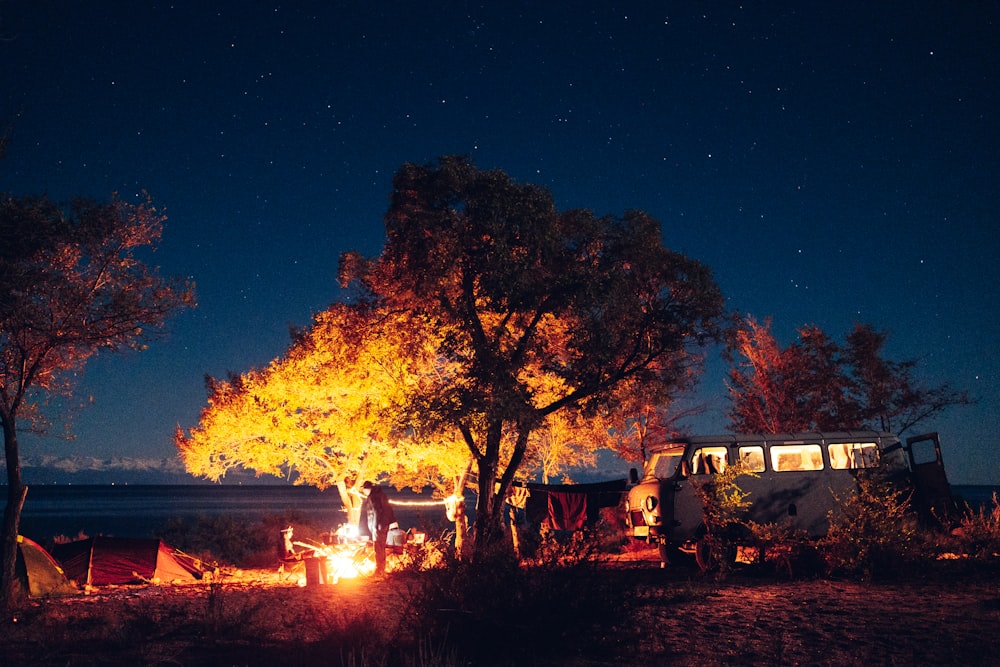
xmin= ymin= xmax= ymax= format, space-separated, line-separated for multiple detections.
xmin=15 ymin=535 xmax=77 ymax=598
xmin=52 ymin=536 xmax=205 ymax=586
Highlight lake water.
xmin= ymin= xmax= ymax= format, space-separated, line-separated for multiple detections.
xmin=5 ymin=485 xmax=458 ymax=542
xmin=3 ymin=484 xmax=996 ymax=543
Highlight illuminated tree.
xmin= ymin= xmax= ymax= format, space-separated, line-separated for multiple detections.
xmin=520 ymin=396 xmax=606 ymax=484
xmin=600 ymin=369 xmax=704 ymax=465
xmin=0 ymin=193 xmax=194 ymax=607
xmin=725 ymin=315 xmax=792 ymax=432
xmin=726 ymin=315 xmax=971 ymax=434
xmin=176 ymin=303 xmax=472 ymax=529
xmin=341 ymin=156 xmax=725 ymax=554
xmin=726 ymin=315 xmax=854 ymax=432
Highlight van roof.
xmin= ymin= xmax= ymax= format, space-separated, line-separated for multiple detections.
xmin=649 ymin=431 xmax=900 ymax=452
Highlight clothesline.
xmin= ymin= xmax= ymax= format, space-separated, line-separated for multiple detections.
xmin=387 ymin=498 xmax=447 ymax=507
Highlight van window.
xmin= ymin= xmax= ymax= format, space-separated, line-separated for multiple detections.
xmin=691 ymin=447 xmax=728 ymax=474
xmin=648 ymin=450 xmax=683 ymax=479
xmin=770 ymin=444 xmax=824 ymax=472
xmin=738 ymin=446 xmax=765 ymax=472
xmin=828 ymin=442 xmax=879 ymax=469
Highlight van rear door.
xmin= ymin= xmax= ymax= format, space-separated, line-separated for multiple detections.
xmin=905 ymin=432 xmax=956 ymax=523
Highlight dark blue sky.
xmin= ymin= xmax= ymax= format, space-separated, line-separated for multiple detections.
xmin=2 ymin=2 xmax=997 ymax=484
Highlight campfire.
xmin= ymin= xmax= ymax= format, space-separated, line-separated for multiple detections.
xmin=286 ymin=523 xmax=423 ymax=586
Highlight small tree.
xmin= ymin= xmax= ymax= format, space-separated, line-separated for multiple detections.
xmin=726 ymin=314 xmax=970 ymax=435
xmin=1 ymin=193 xmax=194 ymax=607
xmin=724 ymin=315 xmax=803 ymax=432
xmin=844 ymin=323 xmax=971 ymax=434
xmin=522 ymin=409 xmax=602 ymax=485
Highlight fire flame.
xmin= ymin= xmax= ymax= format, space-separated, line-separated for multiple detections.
xmin=292 ymin=531 xmax=376 ymax=586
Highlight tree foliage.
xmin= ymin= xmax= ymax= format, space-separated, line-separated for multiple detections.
xmin=726 ymin=314 xmax=971 ymax=434
xmin=599 ymin=374 xmax=704 ymax=465
xmin=176 ymin=302 xmax=471 ymax=525
xmin=341 ymin=156 xmax=725 ymax=552
xmin=0 ymin=192 xmax=194 ymax=608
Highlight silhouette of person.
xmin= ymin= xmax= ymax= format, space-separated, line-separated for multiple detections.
xmin=358 ymin=480 xmax=397 ymax=576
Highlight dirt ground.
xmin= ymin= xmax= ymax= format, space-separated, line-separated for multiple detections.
xmin=3 ymin=550 xmax=1000 ymax=666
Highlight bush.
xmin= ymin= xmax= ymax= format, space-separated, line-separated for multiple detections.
xmin=746 ymin=520 xmax=821 ymax=578
xmin=689 ymin=463 xmax=755 ymax=575
xmin=949 ymin=492 xmax=1000 ymax=560
xmin=397 ymin=540 xmax=637 ymax=664
xmin=820 ymin=472 xmax=922 ymax=580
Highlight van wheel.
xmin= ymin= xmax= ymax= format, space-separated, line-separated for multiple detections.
xmin=694 ymin=536 xmax=736 ymax=572
xmin=694 ymin=538 xmax=715 ymax=571
xmin=659 ymin=542 xmax=695 ymax=567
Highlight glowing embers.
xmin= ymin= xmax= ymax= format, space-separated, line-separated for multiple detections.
xmin=289 ymin=523 xmax=426 ymax=586
xmin=326 ymin=543 xmax=377 ymax=583
xmin=297 ymin=542 xmax=376 ymax=587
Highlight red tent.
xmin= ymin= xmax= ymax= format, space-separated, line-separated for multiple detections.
xmin=52 ymin=537 xmax=205 ymax=586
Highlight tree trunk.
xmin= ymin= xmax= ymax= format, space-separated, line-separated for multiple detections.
xmin=472 ymin=456 xmax=502 ymax=557
xmin=470 ymin=422 xmax=533 ymax=561
xmin=1 ymin=417 xmax=26 ymax=609
xmin=336 ymin=479 xmax=363 ymax=531
xmin=509 ymin=505 xmax=521 ymax=557
xmin=452 ymin=460 xmax=473 ymax=558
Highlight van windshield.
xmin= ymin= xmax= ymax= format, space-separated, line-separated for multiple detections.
xmin=646 ymin=444 xmax=686 ymax=480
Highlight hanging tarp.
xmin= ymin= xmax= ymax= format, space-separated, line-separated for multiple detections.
xmin=512 ymin=479 xmax=628 ymax=530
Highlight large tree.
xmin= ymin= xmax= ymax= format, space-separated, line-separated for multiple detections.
xmin=341 ymin=156 xmax=725 ymax=553
xmin=177 ymin=302 xmax=473 ymax=532
xmin=726 ymin=315 xmax=971 ymax=434
xmin=0 ymin=193 xmax=194 ymax=607
xmin=178 ymin=301 xmax=483 ymax=551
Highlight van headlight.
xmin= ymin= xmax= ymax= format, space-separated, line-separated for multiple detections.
xmin=644 ymin=495 xmax=658 ymax=512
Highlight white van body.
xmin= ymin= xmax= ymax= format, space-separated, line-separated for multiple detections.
xmin=625 ymin=431 xmax=950 ymax=561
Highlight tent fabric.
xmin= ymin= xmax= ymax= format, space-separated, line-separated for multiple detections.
xmin=52 ymin=536 xmax=204 ymax=586
xmin=15 ymin=535 xmax=77 ymax=598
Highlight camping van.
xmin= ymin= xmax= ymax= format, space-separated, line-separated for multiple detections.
xmin=625 ymin=431 xmax=953 ymax=566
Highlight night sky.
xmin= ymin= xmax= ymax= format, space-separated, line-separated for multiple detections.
xmin=2 ymin=3 xmax=997 ymax=484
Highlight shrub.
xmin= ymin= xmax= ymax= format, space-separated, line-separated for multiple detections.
xmin=397 ymin=540 xmax=636 ymax=664
xmin=746 ymin=520 xmax=820 ymax=578
xmin=820 ymin=471 xmax=922 ymax=579
xmin=949 ymin=492 xmax=1000 ymax=560
xmin=689 ymin=464 xmax=755 ymax=574
xmin=389 ymin=531 xmax=455 ymax=573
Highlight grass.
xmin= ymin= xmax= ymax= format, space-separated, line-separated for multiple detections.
xmin=3 ymin=547 xmax=999 ymax=666
xmin=7 ymin=495 xmax=1000 ymax=665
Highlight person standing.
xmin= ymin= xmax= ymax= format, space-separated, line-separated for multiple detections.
xmin=358 ymin=480 xmax=397 ymax=576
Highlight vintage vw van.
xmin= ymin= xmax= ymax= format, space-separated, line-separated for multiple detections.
xmin=625 ymin=431 xmax=952 ymax=565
